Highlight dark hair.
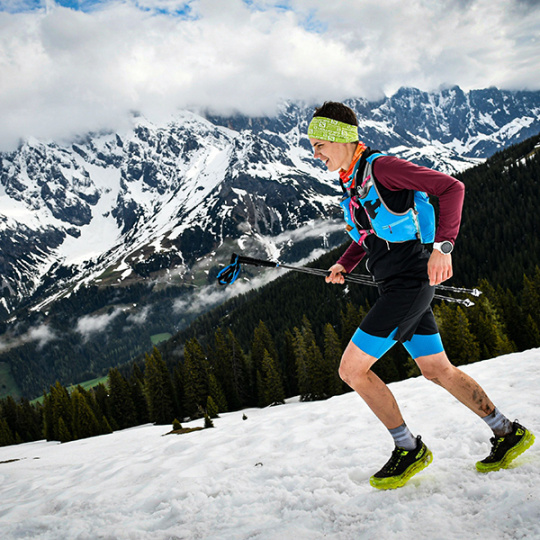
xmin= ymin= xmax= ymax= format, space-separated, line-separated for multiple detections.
xmin=313 ymin=101 xmax=358 ymax=126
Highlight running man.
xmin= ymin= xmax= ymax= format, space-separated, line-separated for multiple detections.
xmin=307 ymin=101 xmax=535 ymax=489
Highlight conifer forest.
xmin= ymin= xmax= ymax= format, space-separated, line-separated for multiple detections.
xmin=1 ymin=134 xmax=540 ymax=447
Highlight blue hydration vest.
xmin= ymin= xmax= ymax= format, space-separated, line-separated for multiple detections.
xmin=340 ymin=153 xmax=435 ymax=245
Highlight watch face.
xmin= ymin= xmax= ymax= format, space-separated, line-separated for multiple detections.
xmin=441 ymin=242 xmax=453 ymax=254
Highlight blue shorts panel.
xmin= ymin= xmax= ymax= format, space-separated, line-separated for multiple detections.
xmin=351 ymin=327 xmax=398 ymax=359
xmin=403 ymin=332 xmax=444 ymax=359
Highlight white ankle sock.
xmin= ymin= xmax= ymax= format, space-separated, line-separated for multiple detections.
xmin=389 ymin=423 xmax=417 ymax=450
xmin=482 ymin=408 xmax=513 ymax=436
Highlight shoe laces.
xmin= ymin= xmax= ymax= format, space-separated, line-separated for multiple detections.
xmin=487 ymin=435 xmax=506 ymax=458
xmin=381 ymin=447 xmax=409 ymax=473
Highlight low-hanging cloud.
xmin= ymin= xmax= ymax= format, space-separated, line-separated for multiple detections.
xmin=1 ymin=0 xmax=539 ymax=150
xmin=0 ymin=323 xmax=56 ymax=352
xmin=75 ymin=309 xmax=122 ymax=340
xmin=126 ymin=305 xmax=152 ymax=326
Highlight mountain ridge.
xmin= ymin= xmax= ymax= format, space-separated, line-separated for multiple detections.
xmin=1 ymin=86 xmax=540 ymax=397
xmin=2 ymin=86 xmax=539 ymax=318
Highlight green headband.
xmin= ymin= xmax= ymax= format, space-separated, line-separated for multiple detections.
xmin=307 ymin=116 xmax=359 ymax=143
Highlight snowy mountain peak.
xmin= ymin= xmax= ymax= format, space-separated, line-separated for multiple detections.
xmin=1 ymin=86 xmax=540 ymax=318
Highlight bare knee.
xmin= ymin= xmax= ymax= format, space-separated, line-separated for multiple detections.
xmin=338 ymin=342 xmax=377 ymax=387
xmin=338 ymin=353 xmax=357 ymax=386
xmin=338 ymin=358 xmax=359 ymax=387
xmin=416 ymin=352 xmax=456 ymax=384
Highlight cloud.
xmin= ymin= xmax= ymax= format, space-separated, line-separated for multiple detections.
xmin=0 ymin=323 xmax=56 ymax=352
xmin=126 ymin=305 xmax=151 ymax=325
xmin=75 ymin=309 xmax=121 ymax=339
xmin=0 ymin=0 xmax=539 ymax=150
xmin=26 ymin=324 xmax=56 ymax=347
xmin=173 ymin=267 xmax=280 ymax=316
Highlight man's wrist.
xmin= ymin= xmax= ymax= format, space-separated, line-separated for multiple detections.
xmin=433 ymin=241 xmax=453 ymax=254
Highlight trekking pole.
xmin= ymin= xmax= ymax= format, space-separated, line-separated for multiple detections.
xmin=356 ymin=276 xmax=481 ymax=297
xmin=434 ymin=295 xmax=475 ymax=307
xmin=217 ymin=253 xmax=478 ymax=307
xmin=431 ymin=283 xmax=482 ymax=297
xmin=347 ymin=272 xmax=482 ymax=297
xmin=217 ymin=253 xmax=378 ymax=288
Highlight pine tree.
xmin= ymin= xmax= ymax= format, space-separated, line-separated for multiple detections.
xmin=282 ymin=330 xmax=299 ymax=397
xmin=53 ymin=382 xmax=72 ymax=430
xmin=1 ymin=396 xmax=19 ymax=441
xmin=57 ymin=416 xmax=72 ymax=443
xmin=207 ymin=373 xmax=227 ymax=413
xmin=15 ymin=398 xmax=42 ymax=442
xmin=183 ymin=338 xmax=209 ymax=418
xmin=0 ymin=417 xmax=15 ymax=447
xmin=172 ymin=362 xmax=186 ymax=421
xmin=42 ymin=391 xmax=55 ymax=441
xmin=107 ymin=368 xmax=137 ymax=429
xmin=467 ymin=281 xmax=515 ymax=359
xmin=210 ymin=328 xmax=236 ymax=409
xmin=260 ymin=350 xmax=285 ymax=406
xmin=524 ymin=314 xmax=540 ymax=348
xmin=144 ymin=348 xmax=175 ymax=425
xmin=99 ymin=414 xmax=113 ymax=435
xmin=294 ymin=327 xmax=309 ymax=401
xmin=522 ymin=268 xmax=540 ymax=334
xmin=340 ymin=302 xmax=364 ymax=350
xmin=251 ymin=321 xmax=280 ymax=404
xmin=92 ymin=382 xmax=114 ymax=427
xmin=323 ymin=323 xmax=345 ymax=396
xmin=206 ymin=395 xmax=219 ymax=418
xmin=227 ymin=328 xmax=250 ymax=408
xmin=129 ymin=369 xmax=149 ymax=425
xmin=300 ymin=316 xmax=327 ymax=400
xmin=497 ymin=286 xmax=530 ymax=351
xmin=46 ymin=382 xmax=73 ymax=442
xmin=71 ymin=389 xmax=101 ymax=440
xmin=204 ymin=413 xmax=214 ymax=428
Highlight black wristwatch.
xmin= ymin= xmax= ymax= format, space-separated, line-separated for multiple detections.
xmin=433 ymin=241 xmax=453 ymax=254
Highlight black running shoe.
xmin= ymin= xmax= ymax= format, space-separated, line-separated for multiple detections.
xmin=476 ymin=421 xmax=535 ymax=473
xmin=370 ymin=435 xmax=433 ymax=490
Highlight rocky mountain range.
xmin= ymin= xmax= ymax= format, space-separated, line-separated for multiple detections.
xmin=1 ymin=85 xmax=540 ymax=397
xmin=2 ymin=86 xmax=540 ymax=316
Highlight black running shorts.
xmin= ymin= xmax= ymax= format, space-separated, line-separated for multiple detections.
xmin=352 ymin=277 xmax=444 ymax=359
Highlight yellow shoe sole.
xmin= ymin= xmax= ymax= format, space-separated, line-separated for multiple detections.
xmin=370 ymin=448 xmax=433 ymax=490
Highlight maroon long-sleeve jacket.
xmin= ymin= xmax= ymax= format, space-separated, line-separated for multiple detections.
xmin=337 ymin=155 xmax=465 ymax=281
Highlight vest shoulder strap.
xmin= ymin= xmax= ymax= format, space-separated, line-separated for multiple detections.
xmin=365 ymin=152 xmax=386 ymax=164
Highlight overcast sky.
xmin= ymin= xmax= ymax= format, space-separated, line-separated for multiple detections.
xmin=1 ymin=0 xmax=539 ymax=150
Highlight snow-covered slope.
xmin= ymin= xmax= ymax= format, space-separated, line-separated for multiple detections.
xmin=0 ymin=349 xmax=538 ymax=539
xmin=1 ymin=87 xmax=539 ymax=319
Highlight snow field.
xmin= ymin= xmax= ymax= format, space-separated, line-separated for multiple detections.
xmin=0 ymin=349 xmax=539 ymax=539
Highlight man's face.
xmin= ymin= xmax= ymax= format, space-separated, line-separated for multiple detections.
xmin=309 ymin=138 xmax=352 ymax=172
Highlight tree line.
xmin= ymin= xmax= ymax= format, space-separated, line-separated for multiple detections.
xmin=2 ymin=266 xmax=539 ymax=447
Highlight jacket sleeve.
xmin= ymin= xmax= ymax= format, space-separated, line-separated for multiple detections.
xmin=337 ymin=241 xmax=366 ymax=273
xmin=373 ymin=156 xmax=465 ymax=244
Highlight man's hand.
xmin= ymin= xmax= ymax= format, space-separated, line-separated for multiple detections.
xmin=428 ymin=250 xmax=453 ymax=286
xmin=326 ymin=263 xmax=346 ymax=284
